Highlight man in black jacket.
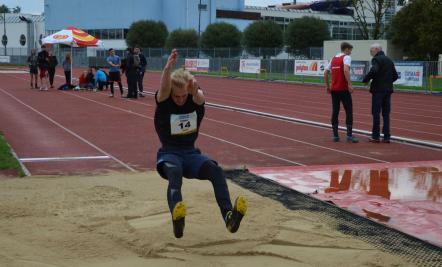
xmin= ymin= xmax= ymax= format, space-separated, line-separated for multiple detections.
xmin=134 ymin=47 xmax=147 ymax=97
xmin=362 ymin=43 xmax=398 ymax=143
xmin=47 ymin=50 xmax=58 ymax=88
xmin=124 ymin=48 xmax=139 ymax=99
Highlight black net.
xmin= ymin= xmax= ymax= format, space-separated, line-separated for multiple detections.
xmin=225 ymin=170 xmax=442 ymax=267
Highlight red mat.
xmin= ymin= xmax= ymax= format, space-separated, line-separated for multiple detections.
xmin=250 ymin=160 xmax=442 ymax=247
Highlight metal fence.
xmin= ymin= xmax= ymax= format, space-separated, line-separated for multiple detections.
xmin=94 ymin=47 xmax=324 ymax=60
xmin=2 ymin=46 xmax=441 ymax=92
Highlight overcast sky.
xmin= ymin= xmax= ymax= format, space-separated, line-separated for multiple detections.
xmin=0 ymin=0 xmax=305 ymax=15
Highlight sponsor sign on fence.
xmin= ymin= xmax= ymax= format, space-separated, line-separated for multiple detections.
xmin=184 ymin=58 xmax=210 ymax=72
xmin=0 ymin=56 xmax=11 ymax=63
xmin=239 ymin=59 xmax=261 ymax=74
xmin=294 ymin=60 xmax=328 ymax=76
xmin=350 ymin=61 xmax=369 ymax=82
xmin=394 ymin=62 xmax=424 ymax=87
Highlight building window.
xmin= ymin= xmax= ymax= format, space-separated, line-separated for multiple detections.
xmin=115 ymin=29 xmax=122 ymax=39
xmin=20 ymin=34 xmax=26 ymax=46
xmin=109 ymin=29 xmax=116 ymax=40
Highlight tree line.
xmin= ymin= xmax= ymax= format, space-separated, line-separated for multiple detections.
xmin=125 ymin=17 xmax=330 ymax=58
xmin=0 ymin=4 xmax=21 ymax=13
xmin=126 ymin=0 xmax=441 ymax=60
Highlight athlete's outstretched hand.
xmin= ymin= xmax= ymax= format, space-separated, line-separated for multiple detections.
xmin=166 ymin=49 xmax=178 ymax=68
xmin=188 ymin=78 xmax=199 ymax=96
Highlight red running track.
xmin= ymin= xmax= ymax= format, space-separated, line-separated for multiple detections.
xmin=0 ymin=71 xmax=441 ymax=175
xmin=141 ymin=73 xmax=442 ymax=143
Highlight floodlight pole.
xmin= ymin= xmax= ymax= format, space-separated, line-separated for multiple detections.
xmin=198 ymin=0 xmax=202 ymax=58
xmin=2 ymin=12 xmax=6 ymax=55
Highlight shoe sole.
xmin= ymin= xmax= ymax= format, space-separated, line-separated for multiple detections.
xmin=235 ymin=196 xmax=247 ymax=216
xmin=227 ymin=196 xmax=247 ymax=233
xmin=172 ymin=202 xmax=186 ymax=221
xmin=172 ymin=202 xmax=186 ymax=238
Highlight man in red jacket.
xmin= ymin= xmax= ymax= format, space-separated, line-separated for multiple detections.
xmin=324 ymin=42 xmax=359 ymax=143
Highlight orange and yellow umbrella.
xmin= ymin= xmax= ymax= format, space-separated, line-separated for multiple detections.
xmin=42 ymin=26 xmax=103 ymax=47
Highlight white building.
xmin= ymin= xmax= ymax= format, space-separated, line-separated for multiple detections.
xmin=244 ymin=5 xmax=377 ymax=40
xmin=0 ymin=13 xmax=45 ymax=56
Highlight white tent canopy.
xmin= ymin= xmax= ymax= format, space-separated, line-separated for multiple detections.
xmin=42 ymin=26 xmax=103 ymax=86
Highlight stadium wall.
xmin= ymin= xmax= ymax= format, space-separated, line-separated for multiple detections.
xmin=324 ymin=40 xmax=404 ymax=61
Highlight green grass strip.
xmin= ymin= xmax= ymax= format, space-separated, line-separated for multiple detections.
xmin=0 ymin=133 xmax=25 ymax=177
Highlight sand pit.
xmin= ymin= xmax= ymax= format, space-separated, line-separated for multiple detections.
xmin=0 ymin=172 xmax=414 ymax=266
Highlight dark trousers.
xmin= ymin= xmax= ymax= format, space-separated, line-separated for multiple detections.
xmin=48 ymin=67 xmax=56 ymax=86
xmin=371 ymin=92 xmax=392 ymax=140
xmin=331 ymin=91 xmax=353 ymax=136
xmin=64 ymin=71 xmax=71 ymax=85
xmin=162 ymin=161 xmax=232 ymax=220
xmin=137 ymin=69 xmax=145 ymax=93
xmin=110 ymin=82 xmax=123 ymax=95
xmin=97 ymin=81 xmax=108 ymax=91
xmin=126 ymin=71 xmax=138 ymax=98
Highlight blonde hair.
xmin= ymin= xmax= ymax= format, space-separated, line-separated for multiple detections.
xmin=171 ymin=68 xmax=194 ymax=89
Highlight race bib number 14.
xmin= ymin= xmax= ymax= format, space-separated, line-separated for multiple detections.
xmin=170 ymin=111 xmax=197 ymax=135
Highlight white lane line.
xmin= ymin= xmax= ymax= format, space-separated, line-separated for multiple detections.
xmin=114 ymin=92 xmax=389 ymax=163
xmin=20 ymin=156 xmax=111 ymax=162
xmin=0 ymin=87 xmax=136 ymax=172
xmin=62 ymin=91 xmax=306 ymax=166
xmin=206 ymin=102 xmax=442 ymax=150
xmin=0 ymin=70 xmax=28 ymax=74
xmin=6 ymin=74 xmax=424 ymax=164
xmin=205 ymin=97 xmax=442 ymax=135
xmin=205 ymin=118 xmax=390 ymax=163
xmin=68 ymin=90 xmax=390 ymax=164
xmin=140 ymin=90 xmax=442 ymax=139
xmin=204 ymin=90 xmax=442 ymax=122
xmin=10 ymin=146 xmax=32 ymax=176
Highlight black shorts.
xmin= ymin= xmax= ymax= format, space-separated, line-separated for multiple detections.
xmin=156 ymin=147 xmax=214 ymax=179
xmin=109 ymin=71 xmax=121 ymax=82
xmin=29 ymin=66 xmax=38 ymax=75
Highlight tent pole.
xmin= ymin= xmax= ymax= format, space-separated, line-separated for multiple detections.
xmin=70 ymin=45 xmax=73 ymax=87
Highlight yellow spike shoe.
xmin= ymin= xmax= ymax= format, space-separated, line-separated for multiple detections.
xmin=226 ymin=196 xmax=247 ymax=233
xmin=172 ymin=202 xmax=186 ymax=238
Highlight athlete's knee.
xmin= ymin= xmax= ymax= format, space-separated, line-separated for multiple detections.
xmin=162 ymin=162 xmax=183 ymax=183
xmin=200 ymin=161 xmax=225 ymax=183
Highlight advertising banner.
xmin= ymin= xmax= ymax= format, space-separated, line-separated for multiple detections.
xmin=239 ymin=59 xmax=261 ymax=74
xmin=0 ymin=56 xmax=10 ymax=63
xmin=294 ymin=60 xmax=328 ymax=76
xmin=350 ymin=61 xmax=369 ymax=82
xmin=185 ymin=59 xmax=210 ymax=72
xmin=394 ymin=62 xmax=424 ymax=87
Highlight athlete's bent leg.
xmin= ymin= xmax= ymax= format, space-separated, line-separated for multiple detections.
xmin=198 ymin=160 xmax=233 ymax=219
xmin=198 ymin=160 xmax=247 ymax=233
xmin=162 ymin=162 xmax=186 ymax=238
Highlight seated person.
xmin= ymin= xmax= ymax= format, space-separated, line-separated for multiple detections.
xmin=86 ymin=67 xmax=95 ymax=87
xmin=95 ymin=66 xmax=109 ymax=91
xmin=79 ymin=67 xmax=95 ymax=90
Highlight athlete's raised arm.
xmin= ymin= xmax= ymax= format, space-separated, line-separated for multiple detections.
xmin=157 ymin=49 xmax=177 ymax=103
xmin=187 ymin=78 xmax=205 ymax=105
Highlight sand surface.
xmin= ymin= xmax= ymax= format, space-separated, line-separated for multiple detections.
xmin=0 ymin=172 xmax=413 ymax=267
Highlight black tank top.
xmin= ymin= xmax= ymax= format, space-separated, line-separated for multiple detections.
xmin=154 ymin=92 xmax=205 ymax=148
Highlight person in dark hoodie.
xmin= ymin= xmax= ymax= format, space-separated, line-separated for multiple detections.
xmin=362 ymin=43 xmax=398 ymax=143
xmin=47 ymin=50 xmax=58 ymax=88
xmin=124 ymin=47 xmax=139 ymax=99
xmin=134 ymin=47 xmax=147 ymax=97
